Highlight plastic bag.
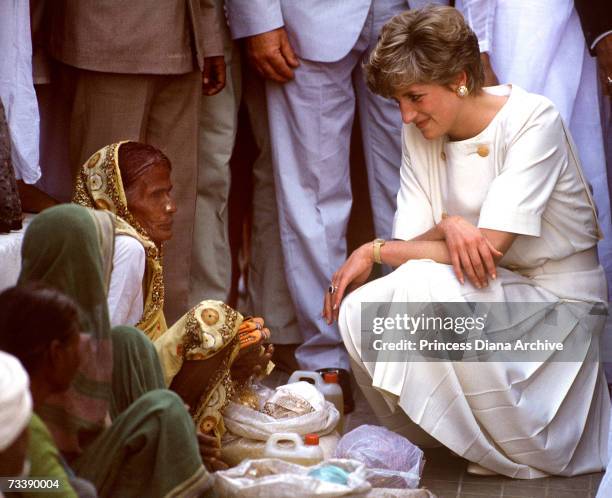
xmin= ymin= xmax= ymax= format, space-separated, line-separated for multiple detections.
xmin=223 ymin=383 xmax=340 ymax=441
xmin=213 ymin=458 xmax=371 ymax=497
xmin=221 ymin=431 xmax=341 ymax=467
xmin=334 ymin=425 xmax=424 ymax=489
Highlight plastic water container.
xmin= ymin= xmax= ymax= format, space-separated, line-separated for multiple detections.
xmin=264 ymin=433 xmax=324 ymax=466
xmin=288 ymin=370 xmax=345 ymax=433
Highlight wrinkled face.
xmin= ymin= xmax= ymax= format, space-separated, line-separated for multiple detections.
xmin=125 ymin=163 xmax=177 ymax=245
xmin=393 ymin=82 xmax=462 ymax=140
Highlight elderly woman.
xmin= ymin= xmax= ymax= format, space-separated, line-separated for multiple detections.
xmin=74 ymin=142 xmax=173 ymax=337
xmin=324 ymin=6 xmax=609 ymax=478
xmin=73 ymin=141 xmax=272 ymax=442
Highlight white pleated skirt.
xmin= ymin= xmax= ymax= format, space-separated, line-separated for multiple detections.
xmin=339 ymin=259 xmax=609 ymax=478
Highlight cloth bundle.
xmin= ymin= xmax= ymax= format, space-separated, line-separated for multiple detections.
xmin=263 ymin=381 xmax=324 ymax=419
xmin=221 ymin=383 xmax=340 ymax=466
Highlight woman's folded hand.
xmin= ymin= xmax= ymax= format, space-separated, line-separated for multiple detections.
xmin=323 ymin=243 xmax=374 ymax=324
xmin=232 ymin=341 xmax=274 ymax=383
xmin=439 ymin=215 xmax=502 ymax=288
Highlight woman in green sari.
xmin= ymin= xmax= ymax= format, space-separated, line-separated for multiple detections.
xmin=18 ymin=204 xmax=214 ymax=498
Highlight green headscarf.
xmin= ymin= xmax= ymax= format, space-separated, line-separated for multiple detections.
xmin=18 ymin=204 xmax=115 ymax=454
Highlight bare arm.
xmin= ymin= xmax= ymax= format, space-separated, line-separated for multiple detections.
xmin=323 ymin=218 xmax=516 ymax=323
xmin=382 ymin=228 xmax=514 ymax=278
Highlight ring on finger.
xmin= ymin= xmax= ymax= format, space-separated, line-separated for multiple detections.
xmin=328 ymin=284 xmax=338 ymax=294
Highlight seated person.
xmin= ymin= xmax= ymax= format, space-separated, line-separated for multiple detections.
xmin=324 ymin=6 xmax=609 ymax=478
xmin=0 ymin=284 xmax=95 ymax=498
xmin=16 ymin=206 xmax=223 ymax=490
xmin=73 ymin=142 xmax=272 ymax=439
xmin=73 ymin=141 xmax=175 ymax=335
xmin=0 ymin=351 xmax=32 ymax=484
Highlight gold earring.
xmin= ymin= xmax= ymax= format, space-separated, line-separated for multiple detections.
xmin=456 ymin=85 xmax=469 ymax=97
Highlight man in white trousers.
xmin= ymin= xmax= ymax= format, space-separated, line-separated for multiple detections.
xmin=225 ymin=0 xmax=430 ymax=371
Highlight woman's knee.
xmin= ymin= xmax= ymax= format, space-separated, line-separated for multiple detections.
xmin=137 ymin=388 xmax=180 ymax=408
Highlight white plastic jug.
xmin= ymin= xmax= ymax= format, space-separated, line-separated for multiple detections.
xmin=264 ymin=432 xmax=324 ymax=466
xmin=288 ymin=370 xmax=324 ymax=387
xmin=288 ymin=371 xmax=344 ymax=433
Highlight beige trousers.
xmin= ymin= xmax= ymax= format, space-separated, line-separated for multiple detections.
xmin=189 ymin=17 xmax=240 ymax=306
xmin=68 ymin=68 xmax=201 ymax=323
xmin=243 ymin=67 xmax=302 ymax=344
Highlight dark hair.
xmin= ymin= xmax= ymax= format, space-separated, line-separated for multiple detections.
xmin=118 ymin=142 xmax=172 ymax=191
xmin=0 ymin=283 xmax=80 ymax=373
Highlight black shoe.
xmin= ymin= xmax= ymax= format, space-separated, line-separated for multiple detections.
xmin=316 ymin=367 xmax=355 ymax=414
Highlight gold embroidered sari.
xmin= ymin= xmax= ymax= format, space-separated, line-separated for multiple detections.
xmin=155 ymin=300 xmax=243 ymax=438
xmin=73 ymin=142 xmax=167 ymax=339
xmin=74 ymin=142 xmax=254 ymax=441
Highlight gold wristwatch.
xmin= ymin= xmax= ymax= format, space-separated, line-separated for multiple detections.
xmin=372 ymin=238 xmax=386 ymax=264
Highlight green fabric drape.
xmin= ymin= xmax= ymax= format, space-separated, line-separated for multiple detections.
xmin=74 ymin=389 xmax=212 ymax=498
xmin=18 ymin=205 xmax=211 ymax=498
xmin=109 ymin=326 xmax=165 ymax=418
xmin=19 ymin=204 xmax=114 ymax=454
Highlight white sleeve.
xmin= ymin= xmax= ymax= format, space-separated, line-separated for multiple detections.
xmin=392 ymin=129 xmax=436 ymax=240
xmin=225 ymin=0 xmax=283 ymax=39
xmin=458 ymin=0 xmax=497 ymax=53
xmin=478 ymin=101 xmax=566 ymax=236
xmin=107 ymin=235 xmax=145 ymax=327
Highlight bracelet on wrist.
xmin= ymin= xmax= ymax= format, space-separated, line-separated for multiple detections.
xmin=372 ymin=238 xmax=385 ymax=264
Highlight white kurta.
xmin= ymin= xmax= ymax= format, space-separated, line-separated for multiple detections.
xmin=0 ymin=1 xmax=40 ymax=183
xmin=107 ymin=235 xmax=145 ymax=327
xmin=340 ymin=85 xmax=609 ymax=478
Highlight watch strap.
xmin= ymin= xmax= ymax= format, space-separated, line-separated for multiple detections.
xmin=373 ymin=238 xmax=385 ymax=264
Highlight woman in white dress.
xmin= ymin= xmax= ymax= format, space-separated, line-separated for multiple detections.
xmin=323 ymin=6 xmax=610 ymax=478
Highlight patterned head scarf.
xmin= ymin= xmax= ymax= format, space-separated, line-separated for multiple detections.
xmin=154 ymin=300 xmax=243 ymax=440
xmin=18 ymin=204 xmax=114 ymax=454
xmin=0 ymin=351 xmax=32 ymax=451
xmin=73 ymin=142 xmax=167 ymax=340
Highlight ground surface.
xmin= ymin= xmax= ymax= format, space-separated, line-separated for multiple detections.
xmin=261 ymin=365 xmax=603 ymax=498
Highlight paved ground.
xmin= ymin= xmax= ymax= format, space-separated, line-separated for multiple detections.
xmin=419 ymin=447 xmax=602 ymax=498
xmin=262 ymin=352 xmax=605 ymax=498
xmin=342 ymin=373 xmax=604 ymax=498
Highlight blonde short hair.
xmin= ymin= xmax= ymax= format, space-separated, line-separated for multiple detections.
xmin=365 ymin=5 xmax=483 ymax=98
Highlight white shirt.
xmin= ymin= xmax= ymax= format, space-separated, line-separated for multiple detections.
xmin=107 ymin=235 xmax=145 ymax=327
xmin=393 ymin=85 xmax=600 ymax=272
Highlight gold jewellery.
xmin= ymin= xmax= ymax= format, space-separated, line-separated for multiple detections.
xmin=456 ymin=85 xmax=469 ymax=97
xmin=373 ymin=238 xmax=386 ymax=264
